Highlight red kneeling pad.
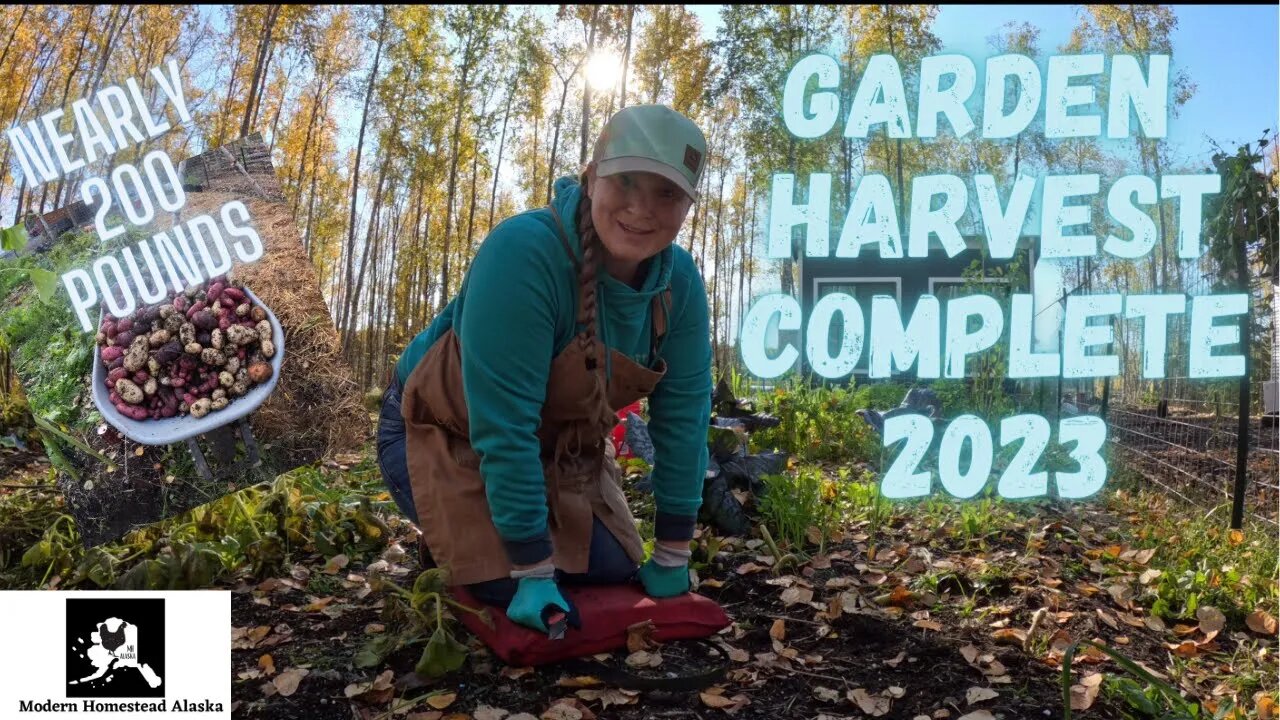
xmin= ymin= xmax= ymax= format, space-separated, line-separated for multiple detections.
xmin=448 ymin=583 xmax=731 ymax=667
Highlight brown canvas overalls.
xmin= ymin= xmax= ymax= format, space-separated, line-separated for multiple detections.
xmin=400 ymin=203 xmax=672 ymax=587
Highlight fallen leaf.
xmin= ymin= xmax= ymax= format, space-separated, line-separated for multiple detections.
xmin=323 ymin=554 xmax=349 ymax=574
xmin=1069 ymin=676 xmax=1103 ymax=710
xmin=1138 ymin=569 xmax=1161 ymax=585
xmin=1229 ymin=529 xmax=1244 ymax=545
xmin=885 ymin=651 xmax=906 ymax=667
xmin=735 ymin=562 xmax=766 ymax=575
xmin=501 ymin=666 xmax=534 ymax=679
xmin=624 ymin=651 xmax=662 ymax=668
xmin=300 ymin=596 xmax=334 ymax=613
xmin=540 ymin=702 xmax=582 ymax=720
xmin=814 ymin=686 xmax=841 ymax=702
xmin=1107 ymin=583 xmax=1132 ymax=608
xmin=848 ymin=688 xmax=890 ymax=716
xmin=728 ymin=647 xmax=749 ymax=663
xmin=548 ymin=699 xmax=595 ymax=720
xmin=1132 ymin=548 xmax=1156 ymax=565
xmin=769 ymin=618 xmax=786 ymax=641
xmin=1172 ymin=624 xmax=1199 ymax=636
xmin=888 ymin=586 xmax=915 ymax=607
xmin=427 ymin=693 xmax=457 ymax=710
xmin=701 ymin=578 xmax=725 ymax=589
xmin=825 ymin=595 xmax=844 ymax=621
xmin=272 ymin=668 xmax=308 ymax=697
xmin=1256 ymin=693 xmax=1277 ymax=719
xmin=959 ymin=645 xmax=980 ymax=664
xmin=1197 ymin=606 xmax=1226 ymax=636
xmin=1167 ymin=641 xmax=1199 ymax=658
xmin=626 ymin=620 xmax=657 ymax=653
xmin=700 ymin=692 xmax=741 ymax=709
xmin=1117 ymin=612 xmax=1145 ymax=628
xmin=258 ymin=654 xmax=275 ymax=676
xmin=966 ymin=687 xmax=999 ymax=705
xmin=247 ymin=625 xmax=271 ymax=646
xmin=913 ymin=619 xmax=943 ymax=632
xmin=575 ymin=688 xmax=638 ymax=710
xmin=958 ymin=711 xmax=996 ymax=720
xmin=1144 ymin=616 xmax=1166 ymax=633
xmin=474 ymin=706 xmax=510 ymax=720
xmin=991 ymin=628 xmax=1027 ymax=646
xmin=825 ymin=577 xmax=855 ymax=589
xmin=556 ymin=676 xmax=603 ymax=688
xmin=781 ymin=587 xmax=814 ymax=607
xmin=1096 ymin=609 xmax=1119 ymax=630
xmin=1048 ymin=630 xmax=1073 ymax=655
xmin=887 ymin=686 xmax=906 ymax=699
xmin=365 ymin=623 xmax=386 ymax=634
xmin=1247 ymin=610 xmax=1278 ymax=636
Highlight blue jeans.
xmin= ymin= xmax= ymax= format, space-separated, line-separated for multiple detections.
xmin=375 ymin=376 xmax=638 ymax=608
xmin=376 ymin=376 xmax=418 ymax=522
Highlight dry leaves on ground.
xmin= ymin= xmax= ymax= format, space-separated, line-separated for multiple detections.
xmin=781 ymin=586 xmax=814 ymax=607
xmin=626 ymin=620 xmax=658 ymax=653
xmin=847 ymin=689 xmax=891 ymax=716
xmin=966 ymin=687 xmax=999 ymax=705
xmin=344 ymin=669 xmax=395 ymax=704
xmin=425 ymin=692 xmax=457 ymax=710
xmin=575 ymin=688 xmax=639 ymax=710
xmin=1247 ymin=610 xmax=1278 ymax=636
xmin=700 ymin=687 xmax=750 ymax=713
xmin=1069 ymin=673 xmax=1105 ymax=710
xmin=1197 ymin=606 xmax=1226 ymax=636
xmin=624 ymin=650 xmax=662 ymax=669
xmin=271 ymin=667 xmax=308 ymax=697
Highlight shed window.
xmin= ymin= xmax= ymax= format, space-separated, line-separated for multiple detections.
xmin=813 ymin=278 xmax=900 ymax=375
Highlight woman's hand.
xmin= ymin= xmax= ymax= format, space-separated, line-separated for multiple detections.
xmin=637 ymin=539 xmax=693 ymax=598
xmin=507 ymin=575 xmax=575 ymax=633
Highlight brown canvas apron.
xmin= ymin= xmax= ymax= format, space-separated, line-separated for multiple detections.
xmin=400 ymin=203 xmax=673 ymax=587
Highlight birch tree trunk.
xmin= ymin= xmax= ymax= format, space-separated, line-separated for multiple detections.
xmin=339 ymin=8 xmax=387 ymax=335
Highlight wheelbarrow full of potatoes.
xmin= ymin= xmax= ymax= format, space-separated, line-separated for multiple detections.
xmin=90 ymin=277 xmax=285 ymax=481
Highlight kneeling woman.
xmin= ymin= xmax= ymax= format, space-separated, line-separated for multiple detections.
xmin=377 ymin=105 xmax=713 ymax=633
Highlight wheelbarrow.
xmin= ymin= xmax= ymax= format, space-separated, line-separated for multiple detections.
xmin=90 ymin=287 xmax=286 ymax=480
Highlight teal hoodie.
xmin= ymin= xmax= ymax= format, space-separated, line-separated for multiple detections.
xmin=396 ymin=176 xmax=711 ymax=565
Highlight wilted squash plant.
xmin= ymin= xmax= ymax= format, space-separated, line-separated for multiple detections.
xmin=357 ymin=567 xmax=489 ymax=678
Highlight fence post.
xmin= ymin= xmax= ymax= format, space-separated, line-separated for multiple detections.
xmin=1101 ymin=317 xmax=1117 ymax=421
xmin=1230 ymin=240 xmax=1252 ymax=530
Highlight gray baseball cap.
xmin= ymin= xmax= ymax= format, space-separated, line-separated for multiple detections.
xmin=592 ymin=104 xmax=708 ymax=201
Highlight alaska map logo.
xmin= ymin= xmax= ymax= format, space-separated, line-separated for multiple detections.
xmin=66 ymin=597 xmax=165 ymax=698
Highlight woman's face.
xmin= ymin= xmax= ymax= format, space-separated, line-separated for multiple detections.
xmin=586 ymin=164 xmax=694 ymax=268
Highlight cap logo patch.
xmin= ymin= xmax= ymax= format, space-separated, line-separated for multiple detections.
xmin=683 ymin=145 xmax=702 ymax=174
